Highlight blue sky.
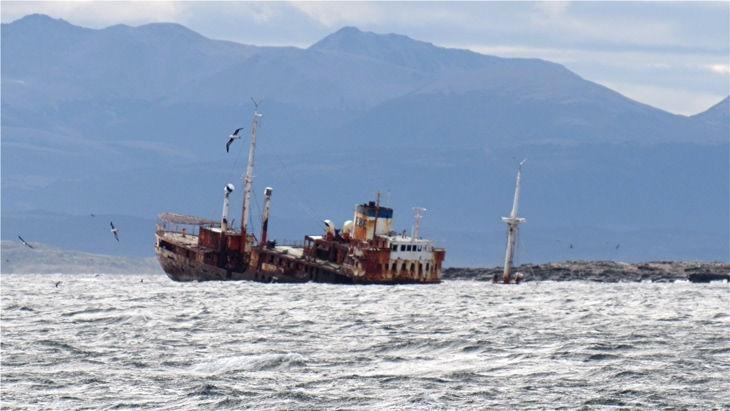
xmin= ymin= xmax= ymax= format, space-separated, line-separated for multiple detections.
xmin=2 ymin=1 xmax=728 ymax=115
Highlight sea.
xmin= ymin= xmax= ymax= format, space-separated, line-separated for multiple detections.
xmin=1 ymin=274 xmax=728 ymax=410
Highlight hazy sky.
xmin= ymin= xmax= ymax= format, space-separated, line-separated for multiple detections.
xmin=2 ymin=1 xmax=729 ymax=115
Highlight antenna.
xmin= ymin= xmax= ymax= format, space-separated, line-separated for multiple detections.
xmin=411 ymin=207 xmax=427 ymax=239
xmin=372 ymin=191 xmax=381 ymax=240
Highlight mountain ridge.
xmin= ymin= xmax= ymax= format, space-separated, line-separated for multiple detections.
xmin=1 ymin=14 xmax=727 ymax=265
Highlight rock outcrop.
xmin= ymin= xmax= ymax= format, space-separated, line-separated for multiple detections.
xmin=443 ymin=261 xmax=730 ymax=282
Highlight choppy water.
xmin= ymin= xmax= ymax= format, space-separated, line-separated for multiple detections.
xmin=1 ymin=274 xmax=728 ymax=410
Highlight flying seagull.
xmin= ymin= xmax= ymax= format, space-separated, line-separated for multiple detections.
xmin=17 ymin=235 xmax=34 ymax=249
xmin=615 ymin=243 xmax=621 ymax=250
xmin=226 ymin=128 xmax=244 ymax=153
xmin=110 ymin=221 xmax=119 ymax=242
xmin=55 ymin=281 xmax=61 ymax=288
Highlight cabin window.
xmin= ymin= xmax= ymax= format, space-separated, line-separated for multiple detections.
xmin=417 ymin=246 xmax=422 ymax=252
xmin=391 ymin=244 xmax=397 ymax=251
xmin=406 ymin=245 xmax=412 ymax=252
xmin=400 ymin=245 xmax=406 ymax=251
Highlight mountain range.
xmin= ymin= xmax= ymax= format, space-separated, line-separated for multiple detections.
xmin=2 ymin=14 xmax=728 ymax=266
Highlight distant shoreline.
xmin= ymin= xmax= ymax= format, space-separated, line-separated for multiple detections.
xmin=1 ymin=241 xmax=162 ymax=275
xmin=443 ymin=261 xmax=730 ymax=282
xmin=3 ymin=242 xmax=728 ymax=281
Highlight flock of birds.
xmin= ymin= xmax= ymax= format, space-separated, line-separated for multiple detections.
xmin=15 ymin=122 xmax=250 ymax=253
xmin=13 ymin=111 xmax=628 ymax=286
xmin=7 ymin=102 xmax=264 ymax=288
xmin=12 ymin=123 xmax=249 ymax=286
xmin=17 ymin=218 xmax=119 ymax=251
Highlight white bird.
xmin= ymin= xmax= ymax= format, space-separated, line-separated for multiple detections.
xmin=110 ymin=221 xmax=119 ymax=242
xmin=226 ymin=128 xmax=244 ymax=153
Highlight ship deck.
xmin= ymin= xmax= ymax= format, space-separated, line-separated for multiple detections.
xmin=158 ymin=231 xmax=199 ymax=248
xmin=273 ymin=246 xmax=304 ymax=257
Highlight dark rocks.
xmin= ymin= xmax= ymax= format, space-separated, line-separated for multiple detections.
xmin=443 ymin=261 xmax=730 ymax=283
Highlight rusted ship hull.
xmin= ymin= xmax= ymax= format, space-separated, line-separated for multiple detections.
xmin=156 ymin=243 xmax=440 ymax=284
xmin=156 ymin=246 xmax=303 ymax=283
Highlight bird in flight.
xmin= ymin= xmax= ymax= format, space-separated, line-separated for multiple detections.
xmin=55 ymin=281 xmax=61 ymax=288
xmin=615 ymin=243 xmax=620 ymax=250
xmin=17 ymin=235 xmax=34 ymax=249
xmin=110 ymin=222 xmax=119 ymax=242
xmin=226 ymin=128 xmax=244 ymax=153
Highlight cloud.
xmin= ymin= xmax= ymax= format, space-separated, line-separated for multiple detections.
xmin=596 ymin=81 xmax=726 ymax=116
xmin=1 ymin=1 xmax=182 ymax=27
xmin=526 ymin=3 xmax=682 ymax=50
xmin=705 ymin=64 xmax=730 ymax=75
xmin=460 ymin=44 xmax=725 ymax=71
xmin=290 ymin=2 xmax=384 ymax=27
xmin=457 ymin=43 xmax=729 ymax=115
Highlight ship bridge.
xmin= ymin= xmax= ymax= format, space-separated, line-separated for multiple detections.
xmin=382 ymin=234 xmax=438 ymax=279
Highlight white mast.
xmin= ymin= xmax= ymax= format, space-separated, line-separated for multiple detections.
xmin=221 ymin=183 xmax=235 ymax=232
xmin=501 ymin=159 xmax=526 ymax=284
xmin=260 ymin=187 xmax=273 ymax=247
xmin=241 ymin=103 xmax=262 ymax=250
xmin=411 ymin=207 xmax=427 ymax=239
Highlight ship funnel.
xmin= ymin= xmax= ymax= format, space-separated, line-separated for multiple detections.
xmin=352 ymin=201 xmax=393 ymax=241
xmin=221 ymin=183 xmax=235 ymax=232
xmin=260 ymin=187 xmax=273 ymax=247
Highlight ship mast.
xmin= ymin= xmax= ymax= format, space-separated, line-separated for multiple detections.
xmin=411 ymin=207 xmax=427 ymax=239
xmin=241 ymin=103 xmax=262 ymax=251
xmin=372 ymin=192 xmax=381 ymax=241
xmin=501 ymin=159 xmax=526 ymax=284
